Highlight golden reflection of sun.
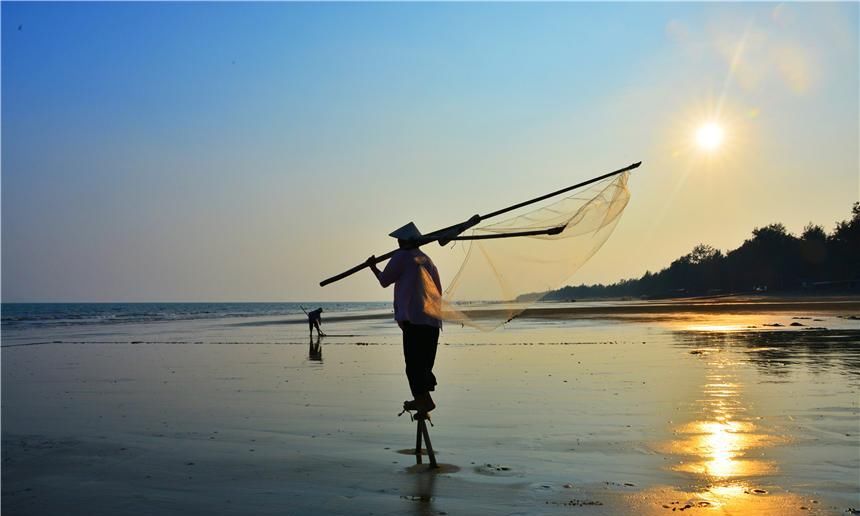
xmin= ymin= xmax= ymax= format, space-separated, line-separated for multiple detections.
xmin=663 ymin=362 xmax=781 ymax=482
xmin=645 ymin=347 xmax=809 ymax=513
xmin=702 ymin=420 xmax=744 ymax=477
xmin=686 ymin=323 xmax=743 ymax=332
xmin=672 ymin=313 xmax=763 ymax=333
xmin=696 ymin=122 xmax=725 ymax=151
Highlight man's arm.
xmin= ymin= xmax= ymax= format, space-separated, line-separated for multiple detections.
xmin=366 ymin=252 xmax=403 ymax=288
xmin=367 ymin=256 xmax=382 ymax=283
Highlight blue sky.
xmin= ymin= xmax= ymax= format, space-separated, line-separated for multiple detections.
xmin=2 ymin=2 xmax=857 ymax=301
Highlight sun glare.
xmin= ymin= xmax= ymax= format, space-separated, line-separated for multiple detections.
xmin=696 ymin=123 xmax=725 ymax=151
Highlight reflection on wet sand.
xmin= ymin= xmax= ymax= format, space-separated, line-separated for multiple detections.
xmin=632 ymin=324 xmax=840 ymax=514
xmin=669 ymin=314 xmax=860 ymax=378
xmin=663 ymin=362 xmax=780 ymax=481
xmin=678 ymin=313 xmax=764 ymax=333
xmin=308 ymin=335 xmax=323 ymax=363
xmin=402 ymin=466 xmax=438 ymax=516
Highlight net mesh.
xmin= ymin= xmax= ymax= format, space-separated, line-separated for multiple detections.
xmin=440 ymin=172 xmax=631 ymax=330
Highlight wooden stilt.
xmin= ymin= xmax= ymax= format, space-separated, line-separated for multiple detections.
xmin=419 ymin=418 xmax=438 ymax=468
xmin=415 ymin=417 xmax=423 ymax=465
xmin=413 ymin=414 xmax=437 ymax=469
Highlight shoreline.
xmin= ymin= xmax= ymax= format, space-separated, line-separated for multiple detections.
xmin=240 ymin=295 xmax=860 ymax=327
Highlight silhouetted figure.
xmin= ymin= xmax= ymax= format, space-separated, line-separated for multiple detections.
xmin=367 ymin=222 xmax=442 ymax=415
xmin=307 ymin=307 xmax=324 ymax=337
xmin=308 ymin=335 xmax=323 ymax=362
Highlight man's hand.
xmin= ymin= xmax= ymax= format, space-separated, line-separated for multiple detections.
xmin=366 ymin=255 xmax=382 ymax=278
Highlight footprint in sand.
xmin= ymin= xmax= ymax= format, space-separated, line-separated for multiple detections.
xmin=474 ymin=463 xmax=520 ymax=477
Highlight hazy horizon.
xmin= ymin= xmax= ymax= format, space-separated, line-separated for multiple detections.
xmin=3 ymin=2 xmax=858 ymax=303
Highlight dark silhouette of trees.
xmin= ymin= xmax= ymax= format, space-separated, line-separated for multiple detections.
xmin=799 ymin=223 xmax=828 ymax=281
xmin=533 ymin=203 xmax=860 ymax=300
xmin=829 ymin=202 xmax=860 ymax=282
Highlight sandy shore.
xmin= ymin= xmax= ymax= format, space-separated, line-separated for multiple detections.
xmin=3 ymin=297 xmax=859 ymax=515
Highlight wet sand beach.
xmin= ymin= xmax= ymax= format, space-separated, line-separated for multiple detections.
xmin=3 ymin=297 xmax=859 ymax=515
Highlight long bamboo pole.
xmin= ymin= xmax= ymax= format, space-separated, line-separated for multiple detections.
xmin=319 ymin=162 xmax=640 ymax=287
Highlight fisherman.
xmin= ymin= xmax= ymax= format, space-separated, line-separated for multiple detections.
xmin=307 ymin=307 xmax=324 ymax=337
xmin=366 ymin=222 xmax=443 ymax=415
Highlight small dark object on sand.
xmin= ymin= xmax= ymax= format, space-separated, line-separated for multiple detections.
xmin=546 ymin=499 xmax=603 ymax=507
xmin=790 ymin=322 xmax=805 ymax=327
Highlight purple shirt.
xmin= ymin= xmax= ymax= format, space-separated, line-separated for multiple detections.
xmin=377 ymin=249 xmax=443 ymax=328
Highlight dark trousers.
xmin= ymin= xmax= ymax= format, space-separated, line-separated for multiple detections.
xmin=401 ymin=322 xmax=440 ymax=397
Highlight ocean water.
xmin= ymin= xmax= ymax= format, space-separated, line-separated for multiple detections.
xmin=0 ymin=302 xmax=389 ymax=330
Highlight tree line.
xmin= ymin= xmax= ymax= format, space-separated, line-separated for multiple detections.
xmin=532 ymin=202 xmax=860 ymax=300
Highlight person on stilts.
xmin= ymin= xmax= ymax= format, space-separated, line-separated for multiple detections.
xmin=367 ymin=222 xmax=443 ymax=415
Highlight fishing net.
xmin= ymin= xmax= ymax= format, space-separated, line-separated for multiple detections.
xmin=439 ymin=171 xmax=631 ymax=330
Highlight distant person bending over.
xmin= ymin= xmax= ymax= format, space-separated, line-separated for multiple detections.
xmin=307 ymin=307 xmax=324 ymax=337
xmin=366 ymin=222 xmax=443 ymax=415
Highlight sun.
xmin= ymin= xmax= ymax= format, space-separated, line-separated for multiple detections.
xmin=696 ymin=122 xmax=725 ymax=151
